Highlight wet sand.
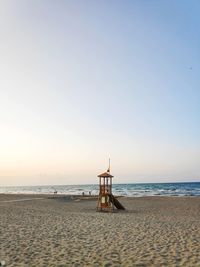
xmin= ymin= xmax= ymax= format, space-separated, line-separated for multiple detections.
xmin=1 ymin=194 xmax=200 ymax=267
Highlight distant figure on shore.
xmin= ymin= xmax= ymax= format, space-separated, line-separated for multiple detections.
xmin=54 ymin=190 xmax=57 ymax=194
xmin=82 ymin=192 xmax=85 ymax=196
xmin=89 ymin=191 xmax=91 ymax=196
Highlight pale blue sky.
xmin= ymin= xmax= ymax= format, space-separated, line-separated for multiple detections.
xmin=0 ymin=1 xmax=199 ymax=185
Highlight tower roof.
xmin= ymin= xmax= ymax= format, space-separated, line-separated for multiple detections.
xmin=98 ymin=172 xmax=113 ymax=178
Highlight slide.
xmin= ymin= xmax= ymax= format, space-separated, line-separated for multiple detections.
xmin=110 ymin=195 xmax=125 ymax=210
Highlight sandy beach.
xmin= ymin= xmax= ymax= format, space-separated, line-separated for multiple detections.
xmin=1 ymin=194 xmax=200 ymax=267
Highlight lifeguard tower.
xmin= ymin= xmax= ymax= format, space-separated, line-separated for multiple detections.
xmin=96 ymin=160 xmax=125 ymax=211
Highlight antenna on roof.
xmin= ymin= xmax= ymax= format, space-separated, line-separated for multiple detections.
xmin=107 ymin=158 xmax=110 ymax=173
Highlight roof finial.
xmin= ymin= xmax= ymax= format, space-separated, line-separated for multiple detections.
xmin=107 ymin=158 xmax=110 ymax=173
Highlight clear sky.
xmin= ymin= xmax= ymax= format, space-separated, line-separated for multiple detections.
xmin=0 ymin=0 xmax=200 ymax=186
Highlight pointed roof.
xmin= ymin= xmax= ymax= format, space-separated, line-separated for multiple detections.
xmin=98 ymin=172 xmax=113 ymax=178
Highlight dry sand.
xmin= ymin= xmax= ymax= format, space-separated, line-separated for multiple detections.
xmin=0 ymin=194 xmax=200 ymax=267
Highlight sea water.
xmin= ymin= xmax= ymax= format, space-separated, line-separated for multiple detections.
xmin=0 ymin=182 xmax=200 ymax=197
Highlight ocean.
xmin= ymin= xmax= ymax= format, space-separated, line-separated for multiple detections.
xmin=0 ymin=182 xmax=200 ymax=197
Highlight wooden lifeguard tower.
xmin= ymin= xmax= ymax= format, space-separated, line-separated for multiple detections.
xmin=96 ymin=160 xmax=125 ymax=212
